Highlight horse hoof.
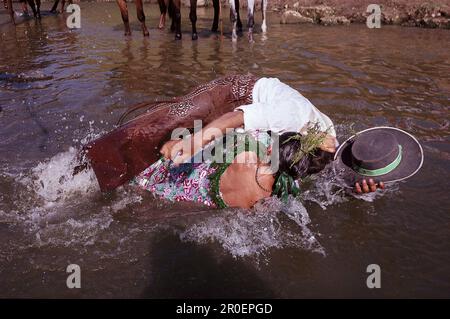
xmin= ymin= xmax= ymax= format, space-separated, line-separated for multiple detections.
xmin=175 ymin=33 xmax=182 ymax=40
xmin=124 ymin=31 xmax=131 ymax=36
xmin=158 ymin=15 xmax=166 ymax=29
xmin=143 ymin=30 xmax=150 ymax=37
xmin=261 ymin=24 xmax=267 ymax=33
xmin=237 ymin=21 xmax=243 ymax=32
xmin=211 ymin=25 xmax=218 ymax=33
xmin=192 ymin=33 xmax=198 ymax=40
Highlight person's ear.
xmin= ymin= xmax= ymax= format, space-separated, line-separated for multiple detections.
xmin=320 ymin=134 xmax=337 ymax=153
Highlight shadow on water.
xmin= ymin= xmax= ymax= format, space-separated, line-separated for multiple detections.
xmin=142 ymin=231 xmax=275 ymax=298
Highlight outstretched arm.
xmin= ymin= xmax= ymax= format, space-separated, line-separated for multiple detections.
xmin=160 ymin=107 xmax=337 ymax=164
xmin=160 ymin=111 xmax=244 ymax=163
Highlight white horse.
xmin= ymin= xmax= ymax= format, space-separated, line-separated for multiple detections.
xmin=229 ymin=0 xmax=268 ymax=42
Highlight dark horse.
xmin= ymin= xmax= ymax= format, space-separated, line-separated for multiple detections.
xmin=157 ymin=0 xmax=243 ymax=40
xmin=156 ymin=0 xmax=218 ymax=40
xmin=157 ymin=0 xmax=266 ymax=42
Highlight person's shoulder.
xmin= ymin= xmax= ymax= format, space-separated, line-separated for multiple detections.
xmin=233 ymin=151 xmax=259 ymax=166
xmin=257 ymin=77 xmax=282 ymax=85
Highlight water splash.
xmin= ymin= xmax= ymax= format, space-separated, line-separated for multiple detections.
xmin=22 ymin=147 xmax=99 ymax=203
xmin=179 ymin=197 xmax=325 ymax=258
xmin=301 ymin=163 xmax=400 ymax=210
xmin=1 ymin=129 xmax=144 ymax=249
xmin=2 ymin=122 xmax=396 ymax=258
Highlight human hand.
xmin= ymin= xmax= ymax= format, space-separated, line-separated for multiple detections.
xmin=160 ymin=139 xmax=182 ymax=160
xmin=160 ymin=138 xmax=194 ymax=165
xmin=354 ymin=178 xmax=385 ymax=194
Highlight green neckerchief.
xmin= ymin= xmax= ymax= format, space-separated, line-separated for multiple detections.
xmin=273 ymin=172 xmax=300 ymax=203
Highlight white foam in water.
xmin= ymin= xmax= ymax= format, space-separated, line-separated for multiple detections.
xmin=301 ymin=163 xmax=399 ymax=209
xmin=16 ymin=124 xmax=107 ymax=206
xmin=109 ymin=192 xmax=143 ymax=212
xmin=23 ymin=147 xmax=99 ymax=203
xmin=5 ymin=128 xmax=140 ymax=248
xmin=10 ymin=131 xmax=150 ymax=246
xmin=179 ymin=197 xmax=325 ymax=258
xmin=300 ymin=166 xmax=349 ymax=210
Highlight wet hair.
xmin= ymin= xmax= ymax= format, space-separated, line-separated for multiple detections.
xmin=277 ymin=131 xmax=334 ymax=181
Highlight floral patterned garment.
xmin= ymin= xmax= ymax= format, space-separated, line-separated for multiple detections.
xmin=133 ymin=159 xmax=219 ymax=207
xmin=132 ymin=130 xmax=272 ymax=207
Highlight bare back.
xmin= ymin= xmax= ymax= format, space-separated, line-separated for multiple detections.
xmin=219 ymin=152 xmax=274 ymax=209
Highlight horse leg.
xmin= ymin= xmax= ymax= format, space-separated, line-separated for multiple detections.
xmin=247 ymin=0 xmax=255 ymax=42
xmin=173 ymin=0 xmax=181 ymax=40
xmin=61 ymin=0 xmax=72 ymax=12
xmin=229 ymin=0 xmax=238 ymax=41
xmin=34 ymin=0 xmax=41 ymax=19
xmin=50 ymin=0 xmax=59 ymax=13
xmin=211 ymin=0 xmax=219 ymax=32
xmin=235 ymin=0 xmax=242 ymax=32
xmin=189 ymin=0 xmax=197 ymax=40
xmin=26 ymin=0 xmax=37 ymax=18
xmin=21 ymin=0 xmax=29 ymax=15
xmin=116 ymin=0 xmax=131 ymax=36
xmin=6 ymin=0 xmax=15 ymax=24
xmin=158 ymin=0 xmax=168 ymax=29
xmin=135 ymin=0 xmax=149 ymax=36
xmin=169 ymin=0 xmax=175 ymax=32
xmin=261 ymin=0 xmax=267 ymax=33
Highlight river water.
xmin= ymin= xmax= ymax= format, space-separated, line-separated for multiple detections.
xmin=0 ymin=3 xmax=449 ymax=298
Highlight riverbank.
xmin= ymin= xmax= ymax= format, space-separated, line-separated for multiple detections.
xmin=274 ymin=0 xmax=450 ymax=29
xmin=2 ymin=0 xmax=450 ymax=29
xmin=168 ymin=0 xmax=450 ymax=29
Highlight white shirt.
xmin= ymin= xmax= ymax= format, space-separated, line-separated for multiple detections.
xmin=235 ymin=77 xmax=337 ymax=138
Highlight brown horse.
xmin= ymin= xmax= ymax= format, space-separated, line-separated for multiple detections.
xmin=116 ymin=0 xmax=149 ymax=36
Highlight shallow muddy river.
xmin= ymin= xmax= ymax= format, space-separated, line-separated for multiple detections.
xmin=0 ymin=3 xmax=449 ymax=298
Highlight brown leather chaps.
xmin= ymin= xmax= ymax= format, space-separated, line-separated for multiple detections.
xmin=84 ymin=74 xmax=258 ymax=192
